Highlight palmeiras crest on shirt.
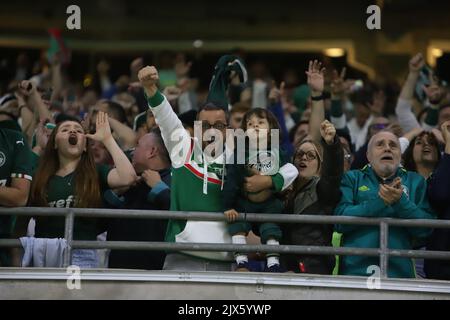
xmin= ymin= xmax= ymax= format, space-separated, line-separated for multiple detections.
xmin=0 ymin=151 xmax=6 ymax=167
xmin=246 ymin=150 xmax=279 ymax=176
xmin=402 ymin=185 xmax=409 ymax=198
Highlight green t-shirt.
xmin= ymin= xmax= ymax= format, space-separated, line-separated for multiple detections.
xmin=34 ymin=164 xmax=111 ymax=240
xmin=0 ymin=128 xmax=33 ymax=236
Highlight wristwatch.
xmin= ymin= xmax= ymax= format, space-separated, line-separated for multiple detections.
xmin=311 ymin=94 xmax=325 ymax=101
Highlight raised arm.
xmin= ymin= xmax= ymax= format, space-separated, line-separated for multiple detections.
xmin=138 ymin=66 xmax=191 ymax=168
xmin=330 ymin=68 xmax=354 ymax=131
xmin=15 ymin=89 xmax=36 ymax=143
xmin=50 ymin=57 xmax=63 ymax=103
xmin=400 ymin=53 xmax=424 ymax=101
xmin=422 ymin=74 xmax=444 ymax=130
xmin=306 ymin=60 xmax=326 ymax=143
xmin=86 ymin=111 xmax=137 ymax=188
xmin=268 ymin=81 xmax=294 ymax=156
xmin=108 ymin=116 xmax=137 ymax=150
xmin=317 ymin=121 xmax=344 ymax=207
xmin=18 ymin=80 xmax=53 ymax=123
xmin=396 ymin=53 xmax=423 ymax=132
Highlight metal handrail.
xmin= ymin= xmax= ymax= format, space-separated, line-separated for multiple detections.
xmin=1 ymin=207 xmax=450 ymax=278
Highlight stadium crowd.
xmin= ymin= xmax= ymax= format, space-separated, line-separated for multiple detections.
xmin=0 ymin=48 xmax=449 ymax=280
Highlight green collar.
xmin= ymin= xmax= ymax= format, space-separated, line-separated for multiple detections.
xmin=361 ymin=164 xmax=407 ymax=182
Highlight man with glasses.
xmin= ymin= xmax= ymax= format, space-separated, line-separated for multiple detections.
xmin=138 ymin=59 xmax=298 ymax=272
xmin=334 ymin=130 xmax=435 ymax=278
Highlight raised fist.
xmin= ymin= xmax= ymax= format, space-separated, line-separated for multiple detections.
xmin=17 ymin=80 xmax=36 ymax=97
xmin=138 ymin=66 xmax=159 ymax=93
xmin=409 ymin=53 xmax=425 ymax=73
xmin=268 ymin=81 xmax=285 ymax=105
xmin=320 ymin=120 xmax=336 ymax=145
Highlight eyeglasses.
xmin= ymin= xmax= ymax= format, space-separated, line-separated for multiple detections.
xmin=201 ymin=121 xmax=227 ymax=131
xmin=295 ymin=150 xmax=317 ymax=161
xmin=344 ymin=153 xmax=352 ymax=162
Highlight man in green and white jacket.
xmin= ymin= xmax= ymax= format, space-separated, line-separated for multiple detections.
xmin=138 ymin=61 xmax=298 ymax=271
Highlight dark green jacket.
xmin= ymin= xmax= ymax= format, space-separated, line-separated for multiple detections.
xmin=334 ymin=165 xmax=436 ymax=278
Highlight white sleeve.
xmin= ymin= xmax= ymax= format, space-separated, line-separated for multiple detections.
xmin=396 ymin=98 xmax=420 ymax=133
xmin=279 ymin=162 xmax=299 ymax=191
xmin=150 ymin=96 xmax=191 ymax=168
xmin=399 ymin=137 xmax=410 ymax=154
xmin=284 ymin=114 xmax=296 ymax=131
xmin=177 ymin=91 xmax=194 ymax=114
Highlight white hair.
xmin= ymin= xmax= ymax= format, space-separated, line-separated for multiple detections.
xmin=367 ymin=130 xmax=400 ymax=153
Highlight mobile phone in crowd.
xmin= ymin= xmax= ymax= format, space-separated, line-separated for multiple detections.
xmin=415 ymin=64 xmax=434 ymax=102
xmin=350 ymin=79 xmax=364 ymax=92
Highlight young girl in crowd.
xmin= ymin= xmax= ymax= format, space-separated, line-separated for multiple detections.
xmin=224 ymin=108 xmax=297 ymax=272
xmin=402 ymin=130 xmax=442 ymax=180
xmin=23 ymin=111 xmax=136 ymax=267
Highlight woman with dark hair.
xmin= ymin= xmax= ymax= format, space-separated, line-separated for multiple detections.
xmin=26 ymin=111 xmax=137 ymax=267
xmin=402 ymin=130 xmax=441 ymax=179
xmin=401 ymin=130 xmax=441 ymax=278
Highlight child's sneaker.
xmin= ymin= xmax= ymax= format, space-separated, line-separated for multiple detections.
xmin=235 ymin=261 xmax=250 ymax=272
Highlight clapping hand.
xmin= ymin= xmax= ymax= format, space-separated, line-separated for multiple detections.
xmin=379 ymin=177 xmax=403 ymax=206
